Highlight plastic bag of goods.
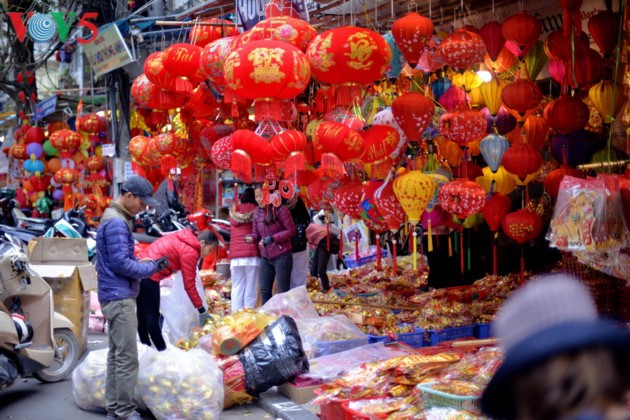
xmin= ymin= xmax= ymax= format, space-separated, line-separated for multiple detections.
xmin=260 ymin=286 xmax=319 ymax=319
xmin=72 ymin=346 xmax=148 ymax=412
xmin=238 ymin=315 xmax=309 ymax=396
xmin=210 ymin=309 xmax=277 ymax=355
xmin=213 ymin=354 xmax=253 ymax=409
xmin=295 ymin=315 xmax=368 ymax=359
xmin=137 ymin=346 xmax=223 ymax=419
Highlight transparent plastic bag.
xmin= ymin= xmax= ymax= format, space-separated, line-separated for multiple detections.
xmin=260 ymin=285 xmax=319 ymax=319
xmin=161 ymin=271 xmax=206 ymax=343
xmin=137 ymin=346 xmax=223 ymax=419
xmin=295 ymin=315 xmax=368 ymax=359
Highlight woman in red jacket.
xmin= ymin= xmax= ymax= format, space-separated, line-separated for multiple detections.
xmin=229 ymin=187 xmax=260 ymax=312
xmin=136 ymin=229 xmax=217 ymax=351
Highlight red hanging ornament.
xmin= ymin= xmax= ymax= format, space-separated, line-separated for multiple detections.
xmin=438 ymin=179 xmax=486 ymax=221
xmin=502 ymin=142 xmax=543 ymax=182
xmin=49 ymin=129 xmax=82 ymax=159
xmin=543 ymin=94 xmax=589 ymax=133
xmin=478 ymin=21 xmax=505 ymax=62
xmin=439 ymin=29 xmax=487 ymax=70
xmin=189 ymin=18 xmax=237 ymax=48
xmin=332 ymin=182 xmax=365 ymax=219
xmin=269 ymin=130 xmax=307 ymax=178
xmin=360 ymin=125 xmax=399 ymax=179
xmin=501 ymin=78 xmax=542 ymax=119
xmin=210 ymin=135 xmax=233 ymax=170
xmin=161 ymin=43 xmax=203 ymax=95
xmin=391 ymin=12 xmax=434 ymax=68
xmin=391 ymin=92 xmax=435 ymax=142
xmin=439 ymin=109 xmax=487 ymax=147
xmin=231 ymin=130 xmax=272 ymax=183
xmin=501 ymin=12 xmax=542 ymax=57
xmin=373 ymin=177 xmax=405 ymax=233
xmin=588 ymin=10 xmax=620 ymax=57
xmin=312 ymin=121 xmax=364 ymax=178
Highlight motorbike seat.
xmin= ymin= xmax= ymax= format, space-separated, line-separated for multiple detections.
xmin=15 ymin=216 xmax=55 ymax=229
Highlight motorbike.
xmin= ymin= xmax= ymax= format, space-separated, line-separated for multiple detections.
xmin=0 ymin=234 xmax=81 ymax=389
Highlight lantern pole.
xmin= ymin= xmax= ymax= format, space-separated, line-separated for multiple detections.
xmin=392 ymin=238 xmax=398 ymax=277
xmin=376 ymin=234 xmax=382 ymax=271
xmin=412 ymin=230 xmax=418 ymax=270
xmin=492 ymin=231 xmax=498 ymax=276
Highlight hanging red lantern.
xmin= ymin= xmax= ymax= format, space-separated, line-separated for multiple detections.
xmin=482 ymin=192 xmax=512 ymax=232
xmin=231 ymin=130 xmax=272 ymax=183
xmin=210 ymin=135 xmax=233 ymax=170
xmin=10 ymin=143 xmax=28 ymax=160
xmin=360 ymin=125 xmax=399 ymax=178
xmin=502 ymin=142 xmax=543 ymax=182
xmin=543 ymin=29 xmax=590 ymax=62
xmin=544 ymin=166 xmax=582 ymax=199
xmin=484 ymin=46 xmax=517 ymax=73
xmin=245 ymin=16 xmax=317 ymax=52
xmin=502 ymin=209 xmax=543 ymax=243
xmin=47 ymin=120 xmax=70 ymax=134
xmin=501 ymin=79 xmax=542 ymax=118
xmin=501 ymin=12 xmax=542 ymax=57
xmin=312 ymin=121 xmax=364 ymax=178
xmin=161 ymin=43 xmax=203 ymax=94
xmin=269 ymin=129 xmax=307 ymax=177
xmin=478 ymin=21 xmax=505 ymax=62
xmin=374 ymin=178 xmax=405 ymax=233
xmin=543 ymin=94 xmax=589 ymax=133
xmin=25 ymin=126 xmax=46 ymax=144
xmin=523 ymin=115 xmax=549 ymax=149
xmin=391 ymin=92 xmax=435 ymax=142
xmin=438 ymin=179 xmax=486 ymax=220
xmin=182 ymin=84 xmax=219 ymax=119
xmin=391 ymin=12 xmax=434 ymax=68
xmin=332 ymin=182 xmax=365 ymax=219
xmin=129 ymin=135 xmax=154 ymax=168
xmin=439 ymin=109 xmax=487 ymax=147
xmin=143 ymin=51 xmax=179 ymax=93
xmin=189 ymin=18 xmax=237 ymax=48
xmin=54 ymin=167 xmax=80 ymax=211
xmin=49 ymin=129 xmax=82 ymax=159
xmin=439 ymin=29 xmax=487 ymax=70
xmin=224 ymin=40 xmax=311 ymax=121
xmin=131 ymin=74 xmax=186 ymax=110
xmin=200 ymin=37 xmax=235 ymax=94
xmin=306 ymin=179 xmax=329 ymax=210
xmin=588 ymin=10 xmax=620 ymax=57
xmin=85 ymin=155 xmax=105 ymax=174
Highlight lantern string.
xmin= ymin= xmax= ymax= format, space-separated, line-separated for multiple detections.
xmin=607 ymin=5 xmax=625 ymax=162
xmin=429 ymin=0 xmax=432 ymax=20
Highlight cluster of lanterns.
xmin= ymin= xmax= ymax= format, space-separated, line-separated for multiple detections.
xmin=127 ymin=4 xmax=627 ymax=278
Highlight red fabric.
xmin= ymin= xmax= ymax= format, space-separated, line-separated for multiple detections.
xmin=201 ymin=246 xmax=229 ymax=270
xmin=229 ymin=202 xmax=260 ymax=259
xmin=138 ymin=229 xmax=203 ymax=308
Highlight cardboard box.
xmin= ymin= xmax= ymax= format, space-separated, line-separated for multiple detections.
xmin=28 ymin=237 xmax=97 ymax=353
xmin=277 ymin=382 xmax=320 ymax=405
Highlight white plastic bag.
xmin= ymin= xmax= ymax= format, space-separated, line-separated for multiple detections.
xmin=295 ymin=315 xmax=368 ymax=359
xmin=160 ymin=271 xmax=206 ymax=342
xmin=260 ymin=286 xmax=319 ymax=319
xmin=137 ymin=346 xmax=224 ymax=419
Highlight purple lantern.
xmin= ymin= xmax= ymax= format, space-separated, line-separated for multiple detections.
xmin=550 ymin=129 xmax=604 ymax=166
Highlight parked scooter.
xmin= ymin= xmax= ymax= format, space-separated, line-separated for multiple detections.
xmin=0 ymin=234 xmax=80 ymax=389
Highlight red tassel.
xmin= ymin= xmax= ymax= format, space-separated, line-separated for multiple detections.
xmin=231 ymin=149 xmax=253 ymax=183
xmin=160 ymin=155 xmax=177 ymax=176
xmin=131 ymin=161 xmax=147 ymax=178
xmin=174 ymin=76 xmax=193 ymax=95
xmin=285 ymin=151 xmax=305 ymax=178
xmin=336 ymin=83 xmax=362 ymax=107
xmin=321 ymin=153 xmax=345 ymax=178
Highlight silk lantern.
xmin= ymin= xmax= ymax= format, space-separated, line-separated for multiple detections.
xmin=144 ymin=51 xmax=180 ymax=93
xmin=501 ymin=12 xmax=542 ymax=57
xmin=53 ymin=167 xmax=80 ymax=211
xmin=481 ymin=192 xmax=512 ymax=275
xmin=332 ymin=182 xmax=365 ymax=219
xmin=424 ymin=173 xmax=449 ymax=252
xmin=245 ymin=16 xmax=316 ymax=52
xmin=589 ymin=80 xmax=626 ymax=125
xmin=439 ymin=29 xmax=487 ymax=70
xmin=502 ymin=142 xmax=543 ymax=183
xmin=313 ymin=121 xmax=364 ymax=177
xmin=161 ymin=43 xmax=203 ymax=94
xmin=480 ymin=133 xmax=510 ymax=173
xmin=523 ymin=115 xmax=549 ymax=149
xmin=374 ymin=176 xmax=405 ymax=233
xmin=306 ymin=179 xmax=330 ymax=210
xmin=502 ymin=209 xmax=543 ymax=283
xmin=391 ymin=12 xmax=434 ymax=68
xmin=543 ymin=94 xmax=589 ymax=133
xmin=224 ymin=40 xmax=311 ymax=121
xmin=479 ymin=78 xmax=506 ymax=117
xmin=49 ymin=129 xmax=82 ymax=159
xmin=131 ymin=74 xmax=186 ymax=111
xmin=501 ymin=79 xmax=542 ymax=119
xmin=479 ymin=21 xmax=505 ymax=62
xmin=200 ymin=37 xmax=234 ymax=94
xmin=588 ymin=10 xmax=620 ymax=57
xmin=189 ymin=18 xmax=237 ymax=48
xmin=439 ymin=109 xmax=487 ymax=146
xmin=522 ymin=41 xmax=548 ymax=81
xmin=418 ymin=37 xmax=446 ymax=73
xmin=360 ymin=125 xmax=399 ymax=179
xmin=269 ymin=129 xmax=307 ymax=177
xmin=210 ymin=135 xmax=233 ymax=170
xmin=484 ymin=46 xmax=517 ymax=73
xmin=391 ymin=92 xmax=435 ymax=142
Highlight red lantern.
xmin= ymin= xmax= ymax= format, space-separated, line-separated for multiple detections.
xmin=439 ymin=109 xmax=487 ymax=146
xmin=245 ymin=16 xmax=317 ymax=52
xmin=85 ymin=155 xmax=105 ymax=176
xmin=313 ymin=121 xmax=365 ymax=178
xmin=588 ymin=10 xmax=620 ymax=57
xmin=10 ymin=143 xmax=28 ymax=160
xmin=438 ymin=179 xmax=486 ymax=220
xmin=182 ymin=84 xmax=219 ymax=119
xmin=543 ymin=94 xmax=589 ymax=133
xmin=49 ymin=129 xmax=82 ymax=159
xmin=543 ymin=29 xmax=590 ymax=62
xmin=269 ymin=130 xmax=307 ymax=177
xmin=391 ymin=12 xmax=434 ymax=68
xmin=502 ymin=142 xmax=543 ymax=182
xmin=131 ymin=74 xmax=186 ymax=110
xmin=231 ymin=130 xmax=273 ymax=183
xmin=46 ymin=121 xmax=70 ymax=134
xmin=565 ymin=48 xmax=605 ymax=89
xmin=54 ymin=167 xmax=80 ymax=211
xmin=332 ymin=182 xmax=365 ymax=219
xmin=502 ymin=209 xmax=543 ymax=243
xmin=189 ymin=18 xmax=237 ymax=48
xmin=16 ymin=70 xmax=35 ymax=85
xmin=200 ymin=37 xmax=235 ymax=94
xmin=484 ymin=46 xmax=517 ymax=73
xmin=501 ymin=79 xmax=542 ymax=118
xmin=210 ymin=135 xmax=232 ymax=170
xmin=439 ymin=29 xmax=487 ymax=70
xmin=501 ymin=12 xmax=542 ymax=57
xmin=391 ymin=92 xmax=435 ymax=142
xmin=143 ymin=51 xmax=179 ymax=93
xmin=77 ymin=113 xmax=107 ymax=135
xmin=306 ymin=179 xmax=330 ymax=210
xmin=161 ymin=43 xmax=203 ymax=94
xmin=129 ymin=135 xmax=153 ymax=168
xmin=479 ymin=21 xmax=505 ymax=62
xmin=482 ymin=192 xmax=512 ymax=232
xmin=360 ymin=125 xmax=399 ymax=178
xmin=374 ymin=178 xmax=405 ymax=233
xmin=25 ymin=126 xmax=46 ymax=144
xmin=543 ymin=166 xmax=582 ymax=199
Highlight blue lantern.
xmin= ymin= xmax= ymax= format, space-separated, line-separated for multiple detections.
xmin=480 ymin=133 xmax=510 ymax=173
xmin=383 ymin=31 xmax=405 ymax=81
xmin=431 ymin=76 xmax=451 ymax=101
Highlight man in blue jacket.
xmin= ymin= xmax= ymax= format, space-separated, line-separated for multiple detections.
xmin=97 ymin=176 xmax=168 ymax=420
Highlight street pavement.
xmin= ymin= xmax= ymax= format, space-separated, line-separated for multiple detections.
xmin=0 ymin=333 xmax=317 ymax=420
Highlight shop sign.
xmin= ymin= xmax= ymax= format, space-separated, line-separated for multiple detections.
xmin=236 ymin=0 xmax=309 ymax=30
xmin=33 ymin=95 xmax=58 ymax=121
xmin=83 ymin=23 xmax=133 ymax=77
xmin=6 ymin=11 xmax=98 ymax=44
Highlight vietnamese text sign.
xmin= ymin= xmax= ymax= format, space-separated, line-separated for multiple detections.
xmin=83 ymin=23 xmax=133 ymax=77
xmin=34 ymin=95 xmax=58 ymax=121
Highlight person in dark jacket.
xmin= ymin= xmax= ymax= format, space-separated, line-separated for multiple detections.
xmin=154 ymin=167 xmax=186 ymax=218
xmin=248 ymin=186 xmax=296 ymax=304
xmin=96 ymin=176 xmax=166 ymax=420
xmin=283 ymin=193 xmax=311 ymax=289
xmin=136 ymin=229 xmax=218 ymax=351
xmin=229 ymin=187 xmax=260 ymax=312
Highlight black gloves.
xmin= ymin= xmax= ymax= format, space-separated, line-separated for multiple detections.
xmin=155 ymin=256 xmax=170 ymax=271
xmin=262 ymin=236 xmax=274 ymax=247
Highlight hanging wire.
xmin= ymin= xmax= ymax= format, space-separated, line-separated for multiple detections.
xmin=429 ymin=0 xmax=432 ymax=20
xmin=408 ymin=0 xmax=417 ymax=12
xmin=606 ymin=2 xmax=626 ymax=165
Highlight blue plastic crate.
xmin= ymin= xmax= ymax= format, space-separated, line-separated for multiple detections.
xmin=344 ymin=249 xmax=388 ymax=269
xmin=424 ymin=326 xmax=475 ymax=346
xmin=474 ymin=323 xmax=492 ymax=339
xmin=312 ymin=337 xmax=369 ymax=358
xmin=397 ymin=328 xmax=425 ymax=348
xmin=367 ymin=334 xmax=396 ymax=345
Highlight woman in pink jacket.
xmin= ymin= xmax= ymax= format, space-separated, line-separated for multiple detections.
xmin=247 ymin=186 xmax=296 ymax=304
xmin=228 ymin=187 xmax=260 ymax=312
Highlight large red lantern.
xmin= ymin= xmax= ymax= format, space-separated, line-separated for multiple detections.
xmin=502 ymin=209 xmax=543 ymax=244
xmin=391 ymin=12 xmax=434 ymax=68
xmin=332 ymin=182 xmax=365 ymax=219
xmin=438 ymin=179 xmax=486 ymax=220
xmin=54 ymin=167 xmax=80 ymax=211
xmin=391 ymin=92 xmax=435 ymax=142
xmin=588 ymin=10 xmax=620 ymax=57
xmin=189 ymin=18 xmax=237 ymax=48
xmin=360 ymin=125 xmax=399 ymax=178
xmin=25 ymin=126 xmax=46 ymax=144
xmin=439 ymin=29 xmax=487 ymax=70
xmin=224 ymin=40 xmax=311 ymax=121
xmin=49 ymin=129 xmax=82 ymax=159
xmin=306 ymin=179 xmax=330 ymax=210
xmin=439 ymin=109 xmax=487 ymax=147
xmin=543 ymin=94 xmax=589 ymax=133
xmin=231 ymin=130 xmax=272 ymax=183
xmin=161 ymin=43 xmax=203 ymax=94
xmin=210 ymin=135 xmax=232 ymax=170
xmin=144 ymin=51 xmax=178 ymax=93
xmin=312 ymin=121 xmax=364 ymax=177
xmin=502 ymin=142 xmax=543 ymax=182
xmin=269 ymin=129 xmax=307 ymax=177
xmin=129 ymin=135 xmax=154 ymax=168
xmin=501 ymin=79 xmax=542 ymax=118
xmin=501 ymin=12 xmax=542 ymax=57
xmin=482 ymin=191 xmax=512 ymax=275
xmin=479 ymin=21 xmax=505 ymax=62
xmin=131 ymin=74 xmax=186 ymax=111
xmin=244 ymin=16 xmax=317 ymax=52
xmin=544 ymin=166 xmax=582 ymax=199
xmin=182 ymin=84 xmax=219 ymax=119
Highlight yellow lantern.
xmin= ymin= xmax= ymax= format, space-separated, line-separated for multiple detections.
xmin=451 ymin=69 xmax=483 ymax=93
xmin=476 ymin=165 xmax=517 ymax=195
xmin=468 ymin=86 xmax=485 ymax=109
xmin=588 ymin=80 xmax=626 ymax=124
xmin=479 ymin=78 xmax=506 ymax=116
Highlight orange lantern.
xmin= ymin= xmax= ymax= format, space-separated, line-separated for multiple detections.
xmin=224 ymin=40 xmax=311 ymax=121
xmin=439 ymin=29 xmax=487 ymax=70
xmin=189 ymin=18 xmax=237 ymax=48
xmin=46 ymin=120 xmax=70 ymax=135
xmin=49 ymin=129 xmax=82 ymax=159
xmin=210 ymin=135 xmax=232 ymax=170
xmin=269 ymin=130 xmax=307 ymax=178
xmin=182 ymin=84 xmax=219 ymax=119
xmin=438 ymin=179 xmax=486 ymax=221
xmin=161 ymin=43 xmax=203 ymax=94
xmin=484 ymin=46 xmax=517 ymax=73
xmin=374 ymin=178 xmax=405 ymax=233
xmin=588 ymin=10 xmax=620 ymax=58
xmin=543 ymin=94 xmax=589 ymax=133
xmin=312 ymin=121 xmax=365 ymax=178
xmin=523 ymin=115 xmax=549 ymax=149
xmin=391 ymin=12 xmax=434 ymax=68
xmin=53 ymin=167 xmax=80 ymax=211
xmin=129 ymin=135 xmax=155 ymax=169
xmin=47 ymin=157 xmax=62 ymax=173
xmin=501 ymin=12 xmax=542 ymax=57
xmin=307 ymin=26 xmax=391 ymax=106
